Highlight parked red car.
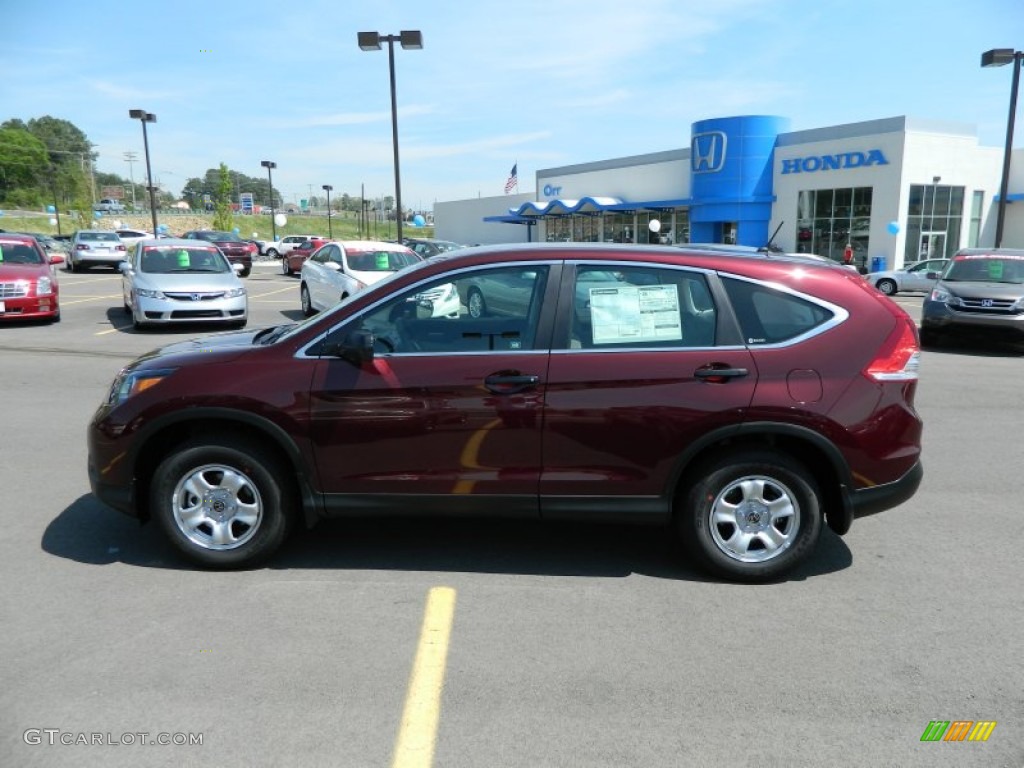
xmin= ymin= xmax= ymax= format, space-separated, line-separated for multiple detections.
xmin=182 ymin=230 xmax=256 ymax=276
xmin=88 ymin=244 xmax=923 ymax=581
xmin=281 ymin=237 xmax=330 ymax=275
xmin=0 ymin=234 xmax=63 ymax=322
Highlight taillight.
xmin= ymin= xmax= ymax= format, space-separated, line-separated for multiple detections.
xmin=76 ymin=243 xmax=89 ymax=250
xmin=116 ymin=244 xmax=126 ymax=251
xmin=864 ymin=315 xmax=919 ymax=382
xmin=247 ymin=243 xmax=257 ymax=254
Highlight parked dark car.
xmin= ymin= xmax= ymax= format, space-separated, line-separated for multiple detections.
xmin=281 ymin=237 xmax=330 ymax=276
xmin=403 ymin=237 xmax=464 ymax=259
xmin=88 ymin=244 xmax=923 ymax=581
xmin=182 ymin=230 xmax=255 ymax=276
xmin=921 ymin=247 xmax=1024 ymax=344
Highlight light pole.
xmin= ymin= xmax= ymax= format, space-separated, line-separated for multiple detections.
xmin=357 ymin=29 xmax=423 ymax=244
xmin=261 ymin=160 xmax=277 ymax=240
xmin=322 ymin=184 xmax=333 ymax=238
xmin=128 ymin=110 xmax=158 ymax=235
xmin=982 ymin=48 xmax=1023 ymax=248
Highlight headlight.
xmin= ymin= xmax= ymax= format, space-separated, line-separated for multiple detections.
xmin=136 ymin=287 xmax=165 ymax=299
xmin=223 ymin=286 xmax=246 ymax=298
xmin=36 ymin=277 xmax=53 ymax=296
xmin=928 ymin=286 xmax=960 ymax=305
xmin=106 ymin=368 xmax=176 ymax=406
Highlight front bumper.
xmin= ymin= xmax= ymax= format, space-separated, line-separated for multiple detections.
xmin=922 ymin=300 xmax=1024 ymax=337
xmin=0 ymin=294 xmax=59 ymax=320
xmin=135 ymin=294 xmax=247 ymax=324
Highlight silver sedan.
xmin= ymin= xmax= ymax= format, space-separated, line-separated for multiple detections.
xmin=120 ymin=238 xmax=247 ymax=330
xmin=870 ymin=258 xmax=949 ymax=296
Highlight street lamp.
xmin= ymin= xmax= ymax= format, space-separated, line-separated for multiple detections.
xmin=261 ymin=160 xmax=277 ymax=240
xmin=123 ymin=151 xmax=138 ymax=211
xmin=357 ymin=29 xmax=423 ymax=244
xmin=981 ymin=48 xmax=1023 ymax=248
xmin=322 ymin=184 xmax=333 ymax=238
xmin=128 ymin=110 xmax=158 ymax=235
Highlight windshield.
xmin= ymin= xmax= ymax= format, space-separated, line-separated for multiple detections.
xmin=346 ymin=250 xmax=420 ymax=272
xmin=941 ymin=255 xmax=1024 ymax=283
xmin=0 ymin=241 xmax=45 ymax=264
xmin=197 ymin=231 xmax=242 ymax=242
xmin=140 ymin=247 xmax=229 ymax=273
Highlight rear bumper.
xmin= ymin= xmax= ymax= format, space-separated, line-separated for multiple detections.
xmin=850 ymin=460 xmax=923 ymax=520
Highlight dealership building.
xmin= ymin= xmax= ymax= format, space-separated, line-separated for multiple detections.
xmin=434 ymin=115 xmax=1024 ymax=271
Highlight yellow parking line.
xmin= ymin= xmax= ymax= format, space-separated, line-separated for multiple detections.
xmin=391 ymin=587 xmax=457 ymax=768
xmin=61 ymin=294 xmax=124 ymax=306
xmin=248 ymin=286 xmax=297 ymax=299
xmin=95 ymin=326 xmax=130 ymax=336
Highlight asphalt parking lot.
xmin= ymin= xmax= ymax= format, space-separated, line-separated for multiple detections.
xmin=1 ymin=269 xmax=1022 ymax=768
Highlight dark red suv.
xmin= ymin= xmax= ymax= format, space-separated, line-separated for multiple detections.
xmin=88 ymin=244 xmax=923 ymax=581
xmin=182 ymin=230 xmax=255 ymax=276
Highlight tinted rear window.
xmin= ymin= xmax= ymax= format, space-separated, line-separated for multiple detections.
xmin=80 ymin=232 xmax=120 ymax=242
xmin=722 ymin=277 xmax=834 ymax=345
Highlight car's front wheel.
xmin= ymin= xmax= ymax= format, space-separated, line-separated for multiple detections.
xmin=300 ymin=283 xmax=315 ymax=317
xmin=676 ymin=451 xmax=822 ymax=582
xmin=281 ymin=258 xmax=292 ymax=276
xmin=266 ymin=248 xmax=279 ymax=258
xmin=467 ymin=287 xmax=487 ymax=318
xmin=151 ymin=437 xmax=294 ymax=568
xmin=875 ymin=278 xmax=897 ymax=295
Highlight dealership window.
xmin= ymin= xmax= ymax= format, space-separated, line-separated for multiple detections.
xmin=904 ymin=184 xmax=964 ymax=261
xmin=796 ymin=187 xmax=872 ymax=267
xmin=968 ymin=190 xmax=984 ymax=247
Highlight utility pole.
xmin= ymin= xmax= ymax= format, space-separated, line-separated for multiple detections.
xmin=123 ymin=152 xmax=138 ymax=210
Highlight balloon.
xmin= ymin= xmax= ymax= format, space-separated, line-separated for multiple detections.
xmin=648 ymin=219 xmax=661 ymax=233
xmin=274 ymin=213 xmax=287 ymax=227
xmin=49 ymin=217 xmax=58 ymax=226
xmin=113 ymin=220 xmax=123 ymax=229
xmin=232 ymin=227 xmax=240 ymax=235
xmin=157 ymin=224 xmax=169 ymax=233
xmin=412 ymin=214 xmax=425 ymax=227
xmin=252 ymin=232 xmax=258 ymax=238
xmin=46 ymin=204 xmax=56 ymax=213
xmin=93 ymin=210 xmax=102 ymax=218
xmin=887 ymin=221 xmax=900 ymax=235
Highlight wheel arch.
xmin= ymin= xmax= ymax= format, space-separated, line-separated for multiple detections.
xmin=669 ymin=422 xmax=853 ymax=535
xmin=130 ymin=409 xmax=321 ymax=527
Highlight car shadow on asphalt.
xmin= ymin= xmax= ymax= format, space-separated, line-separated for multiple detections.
xmin=922 ymin=335 xmax=1024 ymax=357
xmin=43 ymin=495 xmax=854 ymax=584
xmin=101 ymin=307 xmax=248 ymax=336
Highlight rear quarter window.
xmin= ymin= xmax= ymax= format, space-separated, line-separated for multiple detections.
xmin=722 ymin=276 xmax=834 ymax=345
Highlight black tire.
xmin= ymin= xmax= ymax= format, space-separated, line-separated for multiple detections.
xmin=467 ymin=287 xmax=487 ymax=319
xmin=282 ymin=258 xmax=292 ymax=276
xmin=239 ymin=267 xmax=251 ymax=278
xmin=300 ymin=284 xmax=315 ymax=317
xmin=876 ymin=278 xmax=897 ymax=296
xmin=66 ymin=259 xmax=76 ymax=273
xmin=232 ymin=317 xmax=248 ymax=329
xmin=919 ymin=327 xmax=941 ymax=347
xmin=676 ymin=451 xmax=822 ymax=582
xmin=266 ymin=248 xmax=279 ymax=258
xmin=151 ymin=437 xmax=294 ymax=569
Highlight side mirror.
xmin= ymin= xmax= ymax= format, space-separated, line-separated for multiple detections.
xmin=119 ymin=261 xmax=132 ymax=274
xmin=324 ymin=330 xmax=375 ymax=365
xmin=324 ymin=261 xmax=342 ymax=271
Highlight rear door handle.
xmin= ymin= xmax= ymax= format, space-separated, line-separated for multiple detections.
xmin=694 ymin=366 xmax=749 ymax=382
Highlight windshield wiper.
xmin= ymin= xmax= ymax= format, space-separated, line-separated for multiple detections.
xmin=252 ymin=324 xmax=295 ymax=345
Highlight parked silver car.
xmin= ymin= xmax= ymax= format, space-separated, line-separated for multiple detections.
xmin=871 ymin=258 xmax=949 ymax=296
xmin=120 ymin=238 xmax=247 ymax=330
xmin=68 ymin=230 xmax=126 ymax=271
xmin=299 ymin=240 xmax=422 ymax=316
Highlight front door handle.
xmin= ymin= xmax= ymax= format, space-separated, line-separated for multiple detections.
xmin=484 ymin=372 xmax=540 ymax=394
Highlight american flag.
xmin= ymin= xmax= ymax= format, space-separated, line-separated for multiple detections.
xmin=504 ymin=163 xmax=518 ymax=194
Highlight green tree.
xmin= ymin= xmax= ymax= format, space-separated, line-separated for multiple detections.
xmin=211 ymin=162 xmax=234 ymax=231
xmin=0 ymin=127 xmax=49 ymax=205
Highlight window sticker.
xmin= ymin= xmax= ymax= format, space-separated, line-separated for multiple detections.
xmin=986 ymin=260 xmax=1003 ymax=280
xmin=590 ymin=284 xmax=682 ymax=344
xmin=376 ymin=252 xmax=391 ymax=270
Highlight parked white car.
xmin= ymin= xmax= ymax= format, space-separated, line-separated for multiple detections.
xmin=114 ymin=228 xmax=154 ymax=248
xmin=262 ymin=234 xmax=320 ymax=258
xmin=870 ymin=258 xmax=949 ymax=296
xmin=299 ymin=240 xmax=431 ymax=316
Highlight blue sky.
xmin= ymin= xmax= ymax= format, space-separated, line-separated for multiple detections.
xmin=2 ymin=0 xmax=1022 ymax=211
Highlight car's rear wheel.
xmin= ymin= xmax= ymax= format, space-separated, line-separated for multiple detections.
xmin=467 ymin=287 xmax=487 ymax=318
xmin=677 ymin=451 xmax=822 ymax=582
xmin=151 ymin=437 xmax=294 ymax=568
xmin=876 ymin=278 xmax=897 ymax=295
xmin=239 ymin=266 xmax=251 ymax=278
xmin=266 ymin=248 xmax=279 ymax=258
xmin=282 ymin=258 xmax=292 ymax=276
xmin=300 ymin=283 xmax=315 ymax=317
xmin=66 ymin=258 xmax=76 ymax=273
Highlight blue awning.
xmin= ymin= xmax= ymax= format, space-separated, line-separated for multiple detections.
xmin=993 ymin=192 xmax=1023 ymax=202
xmin=507 ymin=196 xmax=692 ymax=218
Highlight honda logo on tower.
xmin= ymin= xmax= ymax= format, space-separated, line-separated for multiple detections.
xmin=691 ymin=131 xmax=727 ymax=173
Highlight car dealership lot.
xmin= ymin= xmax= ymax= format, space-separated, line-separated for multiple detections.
xmin=1 ymin=275 xmax=1021 ymax=767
